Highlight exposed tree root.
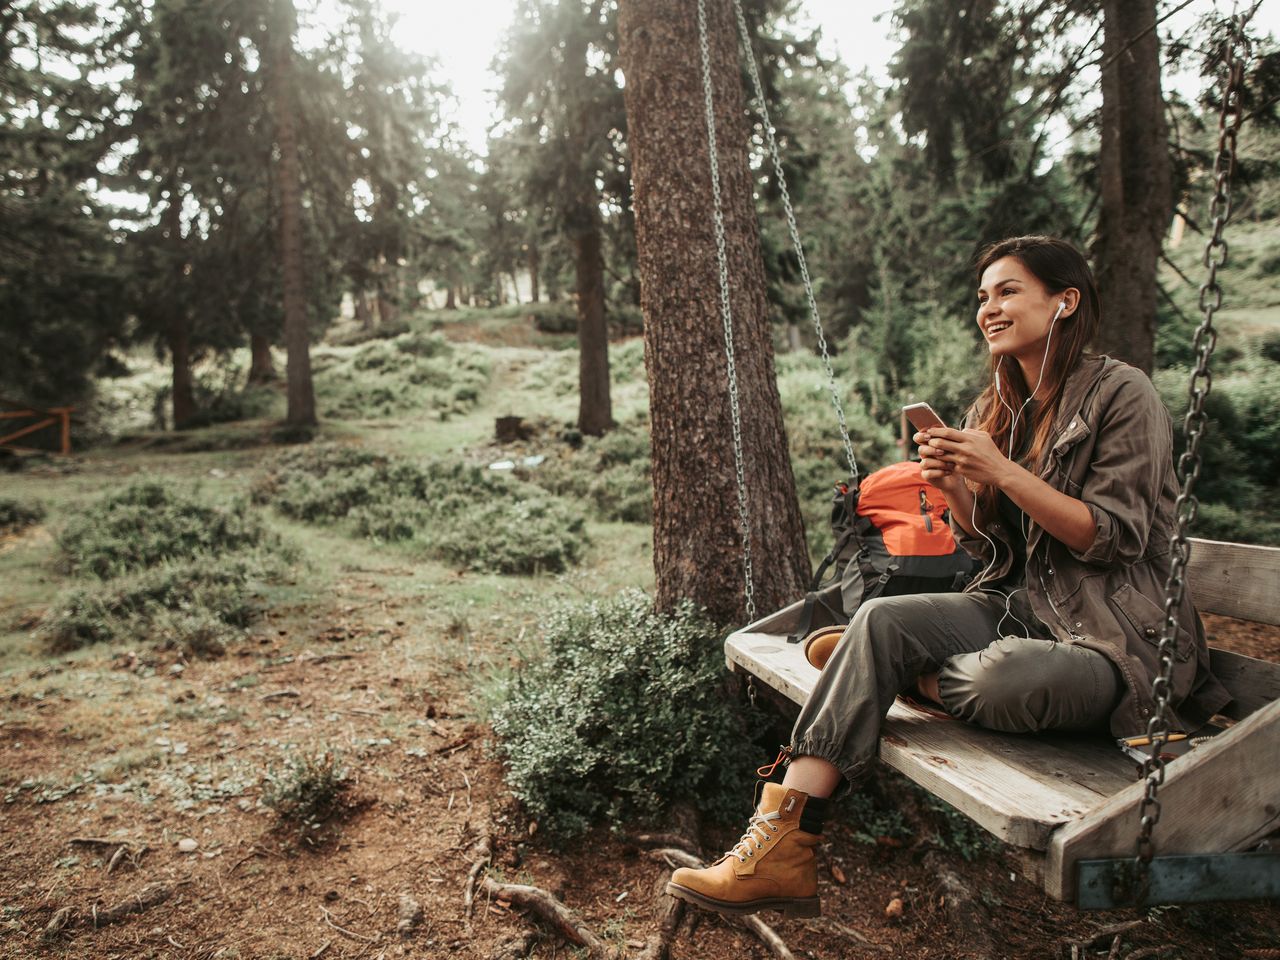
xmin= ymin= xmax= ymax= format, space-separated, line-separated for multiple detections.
xmin=464 ymin=834 xmax=493 ymax=921
xmin=627 ymin=832 xmax=702 ymax=855
xmin=923 ymin=851 xmax=995 ymax=960
xmin=636 ymin=871 xmax=685 ymax=960
xmin=479 ymin=876 xmax=611 ymax=958
xmin=644 ymin=847 xmax=798 ymax=960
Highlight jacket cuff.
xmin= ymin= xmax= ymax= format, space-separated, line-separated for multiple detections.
xmin=1070 ymin=502 xmax=1117 ymax=566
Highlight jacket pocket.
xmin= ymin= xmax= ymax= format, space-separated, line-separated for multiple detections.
xmin=1109 ymin=582 xmax=1192 ymax=662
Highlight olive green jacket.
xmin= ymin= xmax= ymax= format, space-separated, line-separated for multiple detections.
xmin=953 ymin=354 xmax=1231 ymax=736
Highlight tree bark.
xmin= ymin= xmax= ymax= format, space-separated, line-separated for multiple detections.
xmin=164 ymin=193 xmax=195 ymax=430
xmin=1092 ymin=0 xmax=1171 ymax=375
xmin=266 ymin=0 xmax=316 ymax=427
xmin=168 ymin=316 xmax=195 ymax=430
xmin=247 ymin=331 xmax=276 ymax=385
xmin=528 ymin=245 xmax=540 ymax=303
xmin=575 ymin=213 xmax=613 ymax=436
xmin=617 ymin=0 xmax=809 ymax=623
xmin=445 ymin=285 xmax=457 ymax=310
xmin=353 ymin=290 xmax=373 ymax=330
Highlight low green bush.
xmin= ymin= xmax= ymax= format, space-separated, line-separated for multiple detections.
xmin=433 ymin=493 xmax=586 ymax=574
xmin=57 ymin=480 xmax=275 ymax=579
xmin=256 ymin=445 xmax=589 ymax=574
xmin=314 ymin=331 xmax=490 ymax=420
xmin=0 ymin=498 xmax=45 ymax=535
xmin=527 ymin=423 xmax=653 ymax=524
xmin=487 ymin=590 xmax=762 ymax=839
xmin=261 ymin=751 xmax=351 ymax=835
xmin=40 ymin=558 xmax=257 ymax=652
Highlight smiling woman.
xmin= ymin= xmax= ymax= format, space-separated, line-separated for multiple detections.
xmin=666 ymin=234 xmax=1232 ymax=921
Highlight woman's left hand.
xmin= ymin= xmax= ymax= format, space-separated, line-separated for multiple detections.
xmin=922 ymin=428 xmax=1015 ymax=489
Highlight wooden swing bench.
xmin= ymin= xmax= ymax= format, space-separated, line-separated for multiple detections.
xmin=726 ymin=537 xmax=1280 ymax=906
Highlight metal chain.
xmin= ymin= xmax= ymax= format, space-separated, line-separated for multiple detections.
xmin=730 ymin=0 xmax=860 ymax=484
xmin=1132 ymin=19 xmax=1248 ymax=891
xmin=697 ymin=0 xmax=756 ymax=629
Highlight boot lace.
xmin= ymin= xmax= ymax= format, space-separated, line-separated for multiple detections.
xmin=728 ymin=810 xmax=781 ymax=862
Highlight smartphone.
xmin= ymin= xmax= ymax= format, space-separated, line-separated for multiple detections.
xmin=902 ymin=402 xmax=948 ymax=434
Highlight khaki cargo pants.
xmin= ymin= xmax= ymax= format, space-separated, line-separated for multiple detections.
xmin=788 ymin=590 xmax=1122 ymax=789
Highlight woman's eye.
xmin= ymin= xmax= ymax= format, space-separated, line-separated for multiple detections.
xmin=1002 ymin=288 xmax=1015 ymax=297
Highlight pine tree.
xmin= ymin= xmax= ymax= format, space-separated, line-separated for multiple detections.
xmin=0 ymin=1 xmax=127 ymax=407
xmin=617 ymin=0 xmax=809 ymax=622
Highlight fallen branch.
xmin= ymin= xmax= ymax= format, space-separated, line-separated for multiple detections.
xmin=320 ymin=905 xmax=378 ymax=944
xmin=297 ymin=653 xmax=358 ymax=665
xmin=434 ymin=733 xmax=478 ymax=755
xmin=814 ymin=917 xmax=891 ymax=953
xmin=480 ymin=877 xmax=610 ymax=958
xmin=260 ymin=689 xmax=301 ymax=701
xmin=42 ymin=883 xmax=175 ymax=940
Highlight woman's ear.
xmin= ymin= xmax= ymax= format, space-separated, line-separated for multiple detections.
xmin=1059 ymin=287 xmax=1081 ymax=318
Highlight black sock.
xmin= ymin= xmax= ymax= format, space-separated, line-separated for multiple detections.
xmin=798 ymin=794 xmax=828 ymax=835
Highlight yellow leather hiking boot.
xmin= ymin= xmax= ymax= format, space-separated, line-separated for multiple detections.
xmin=802 ymin=623 xmax=846 ymax=671
xmin=665 ymin=782 xmax=821 ymax=918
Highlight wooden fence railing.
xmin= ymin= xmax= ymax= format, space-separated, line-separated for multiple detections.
xmin=0 ymin=399 xmax=73 ymax=455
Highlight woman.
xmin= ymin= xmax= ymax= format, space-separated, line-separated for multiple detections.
xmin=666 ymin=235 xmax=1230 ymax=919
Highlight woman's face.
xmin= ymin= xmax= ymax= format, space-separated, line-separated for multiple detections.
xmin=975 ymin=256 xmax=1069 ymax=364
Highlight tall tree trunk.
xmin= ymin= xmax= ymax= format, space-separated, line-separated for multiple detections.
xmin=164 ymin=192 xmax=195 ymax=429
xmin=527 ymin=245 xmax=540 ymax=303
xmin=445 ymin=285 xmax=457 ymax=310
xmin=168 ymin=315 xmax=195 ymax=430
xmin=618 ymin=0 xmax=809 ymax=623
xmin=267 ymin=0 xmax=315 ymax=426
xmin=1092 ymin=0 xmax=1171 ymax=375
xmin=353 ymin=291 xmax=373 ymax=330
xmin=247 ymin=331 xmax=276 ymax=385
xmin=575 ymin=211 xmax=613 ymax=436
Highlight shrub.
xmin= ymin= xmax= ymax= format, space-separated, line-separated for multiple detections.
xmin=487 ymin=591 xmax=762 ymax=838
xmin=433 ymin=494 xmax=586 ymax=574
xmin=0 ymin=498 xmax=45 ymax=535
xmin=256 ymin=445 xmax=589 ymax=575
xmin=314 ymin=331 xmax=490 ymax=420
xmin=57 ymin=480 xmax=274 ymax=579
xmin=261 ymin=751 xmax=351 ymax=834
xmin=40 ymin=558 xmax=257 ymax=651
xmin=527 ymin=423 xmax=653 ymax=524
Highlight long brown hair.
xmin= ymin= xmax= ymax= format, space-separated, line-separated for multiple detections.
xmin=971 ymin=236 xmax=1101 ymax=531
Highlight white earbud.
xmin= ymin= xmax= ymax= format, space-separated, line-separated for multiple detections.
xmin=1054 ymin=300 xmax=1066 ymax=319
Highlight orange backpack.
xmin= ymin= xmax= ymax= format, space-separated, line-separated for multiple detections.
xmin=788 ymin=461 xmax=977 ymax=643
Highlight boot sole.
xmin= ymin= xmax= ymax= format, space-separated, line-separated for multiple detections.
xmin=665 ymin=882 xmax=821 ymax=919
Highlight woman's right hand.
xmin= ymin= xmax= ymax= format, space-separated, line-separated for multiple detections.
xmin=915 ymin=430 xmax=966 ymax=494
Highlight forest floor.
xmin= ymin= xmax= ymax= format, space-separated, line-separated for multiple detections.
xmin=3 ymin=318 xmax=1279 ymax=960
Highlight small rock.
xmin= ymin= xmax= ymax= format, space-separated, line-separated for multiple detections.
xmin=831 ymin=864 xmax=847 ymax=885
xmin=168 ymin=663 xmax=185 ymax=676
xmin=885 ymin=896 xmax=904 ymax=921
xmin=177 ymin=838 xmax=198 ymax=853
xmin=396 ymin=894 xmax=422 ymax=936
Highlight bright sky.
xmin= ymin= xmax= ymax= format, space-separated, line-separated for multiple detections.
xmin=358 ymin=0 xmax=1279 ymax=156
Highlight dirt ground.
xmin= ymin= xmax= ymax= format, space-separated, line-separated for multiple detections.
xmin=2 ymin=526 xmax=1278 ymax=960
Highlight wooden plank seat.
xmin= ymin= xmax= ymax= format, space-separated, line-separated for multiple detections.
xmin=725 ymin=538 xmax=1280 ymax=901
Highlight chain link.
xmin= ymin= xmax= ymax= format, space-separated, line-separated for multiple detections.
xmin=731 ymin=0 xmax=860 ymax=484
xmin=697 ymin=0 xmax=755 ymax=625
xmin=1131 ymin=21 xmax=1248 ymax=889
